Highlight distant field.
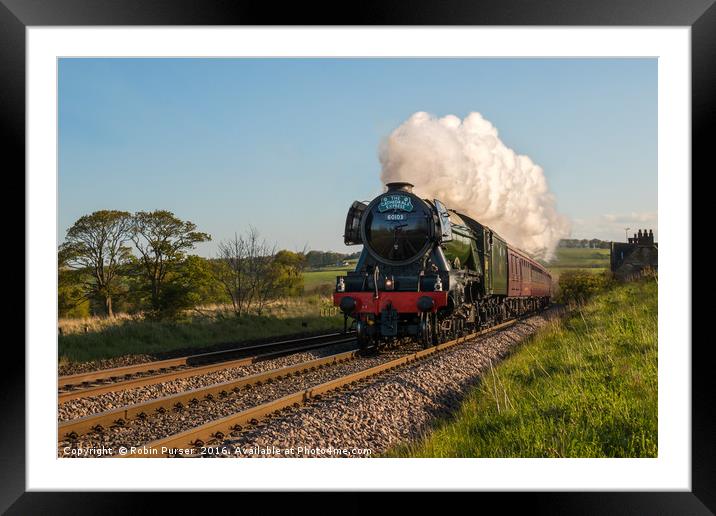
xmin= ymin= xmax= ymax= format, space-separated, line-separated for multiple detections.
xmin=548 ymin=248 xmax=610 ymax=268
xmin=546 ymin=247 xmax=610 ymax=283
xmin=302 ymin=263 xmax=356 ymax=293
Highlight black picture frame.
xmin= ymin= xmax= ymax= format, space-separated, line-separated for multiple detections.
xmin=5 ymin=0 xmax=707 ymax=512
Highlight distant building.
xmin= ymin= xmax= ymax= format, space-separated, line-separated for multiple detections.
xmin=610 ymin=229 xmax=658 ymax=281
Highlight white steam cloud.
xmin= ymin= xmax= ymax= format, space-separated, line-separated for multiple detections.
xmin=379 ymin=112 xmax=570 ymax=260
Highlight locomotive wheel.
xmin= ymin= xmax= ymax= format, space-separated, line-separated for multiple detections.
xmin=420 ymin=315 xmax=434 ymax=349
xmin=356 ymin=321 xmax=373 ymax=351
xmin=357 ymin=333 xmax=371 ymax=351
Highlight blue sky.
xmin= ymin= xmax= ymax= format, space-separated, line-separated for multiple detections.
xmin=59 ymin=58 xmax=657 ymax=256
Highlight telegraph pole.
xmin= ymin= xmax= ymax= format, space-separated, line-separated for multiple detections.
xmin=624 ymin=227 xmax=630 ymax=241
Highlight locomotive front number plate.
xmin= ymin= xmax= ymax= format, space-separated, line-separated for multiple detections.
xmin=378 ymin=195 xmax=414 ymax=213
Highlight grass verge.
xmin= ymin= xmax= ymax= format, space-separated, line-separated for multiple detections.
xmin=59 ymin=297 xmax=344 ymax=363
xmin=387 ymin=279 xmax=657 ymax=458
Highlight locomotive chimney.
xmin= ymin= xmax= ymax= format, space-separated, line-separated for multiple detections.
xmin=385 ymin=182 xmax=414 ymax=193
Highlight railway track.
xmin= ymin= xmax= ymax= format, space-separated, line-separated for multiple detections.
xmin=58 ymin=331 xmax=356 ymax=403
xmin=128 ymin=319 xmax=517 ymax=457
xmin=59 ymin=345 xmax=412 ymax=457
xmin=58 ymin=319 xmax=517 ymax=458
xmin=58 ymin=348 xmax=361 ymax=442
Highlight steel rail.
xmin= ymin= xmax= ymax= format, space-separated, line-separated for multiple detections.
xmin=59 ymin=331 xmax=353 ymax=389
xmin=125 ymin=319 xmax=517 ymax=458
xmin=58 ymin=349 xmax=360 ymax=441
xmin=58 ymin=336 xmax=357 ymax=403
xmin=58 ymin=357 xmax=189 ymax=389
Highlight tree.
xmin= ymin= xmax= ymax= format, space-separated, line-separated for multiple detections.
xmin=155 ymin=255 xmax=225 ymax=317
xmin=59 ymin=210 xmax=133 ymax=317
xmin=272 ymin=250 xmax=306 ymax=298
xmin=130 ymin=210 xmax=211 ymax=313
xmin=214 ymin=233 xmax=250 ymax=316
xmin=58 ymin=263 xmax=91 ymax=318
xmin=246 ymin=231 xmax=278 ymax=316
xmin=213 ymin=227 xmax=276 ymax=316
xmin=181 ymin=256 xmax=226 ymax=308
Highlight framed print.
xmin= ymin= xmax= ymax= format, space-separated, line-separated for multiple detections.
xmin=4 ymin=0 xmax=708 ymax=512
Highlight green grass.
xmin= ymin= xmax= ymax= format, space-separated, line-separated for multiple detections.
xmin=547 ymin=267 xmax=607 ymax=284
xmin=387 ymin=279 xmax=657 ymax=458
xmin=59 ymin=301 xmax=344 ymax=363
xmin=302 ymin=266 xmax=353 ymax=292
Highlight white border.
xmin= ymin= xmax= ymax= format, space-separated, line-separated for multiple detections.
xmin=27 ymin=27 xmax=690 ymax=491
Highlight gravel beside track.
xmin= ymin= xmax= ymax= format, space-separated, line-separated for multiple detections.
xmin=216 ymin=309 xmax=560 ymax=458
xmin=58 ymin=341 xmax=356 ymax=421
xmin=59 ymin=355 xmax=155 ymax=377
xmin=59 ymin=344 xmax=421 ymax=457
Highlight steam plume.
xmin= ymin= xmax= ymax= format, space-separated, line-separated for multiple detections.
xmin=379 ymin=112 xmax=570 ymax=260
